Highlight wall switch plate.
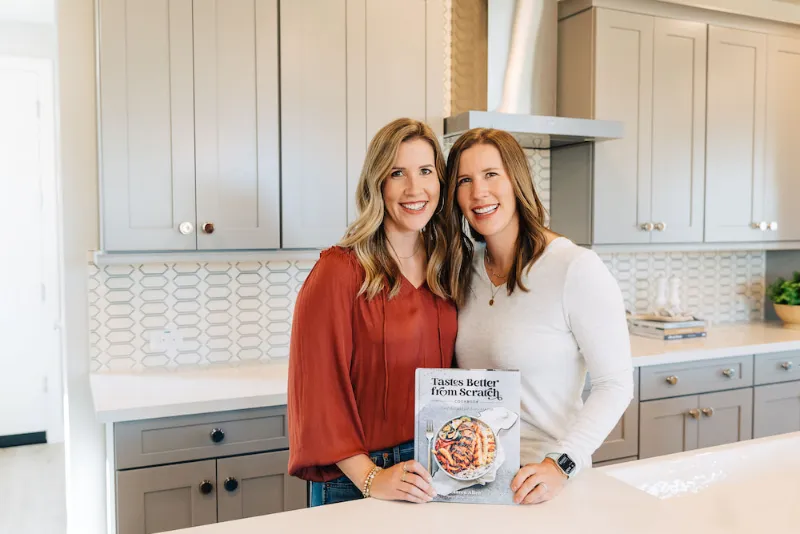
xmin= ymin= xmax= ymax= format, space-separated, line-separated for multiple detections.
xmin=149 ymin=329 xmax=183 ymax=352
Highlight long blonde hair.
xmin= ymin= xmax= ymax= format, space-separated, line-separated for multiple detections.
xmin=339 ymin=118 xmax=450 ymax=300
xmin=445 ymin=128 xmax=549 ymax=307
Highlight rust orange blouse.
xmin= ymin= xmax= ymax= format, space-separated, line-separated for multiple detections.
xmin=287 ymin=247 xmax=457 ymax=482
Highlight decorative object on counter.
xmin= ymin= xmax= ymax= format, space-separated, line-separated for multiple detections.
xmin=650 ymin=275 xmax=689 ymax=319
xmin=767 ymin=271 xmax=800 ymax=330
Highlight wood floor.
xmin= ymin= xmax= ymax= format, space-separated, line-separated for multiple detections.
xmin=0 ymin=443 xmax=66 ymax=534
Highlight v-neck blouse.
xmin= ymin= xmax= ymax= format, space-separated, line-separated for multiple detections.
xmin=288 ymin=247 xmax=457 ymax=482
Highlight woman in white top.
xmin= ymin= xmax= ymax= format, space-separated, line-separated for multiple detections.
xmin=444 ymin=128 xmax=633 ymax=505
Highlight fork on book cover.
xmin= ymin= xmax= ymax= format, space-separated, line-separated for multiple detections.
xmin=425 ymin=420 xmax=435 ymax=474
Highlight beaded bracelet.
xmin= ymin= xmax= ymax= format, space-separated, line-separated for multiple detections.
xmin=361 ymin=465 xmax=382 ymax=498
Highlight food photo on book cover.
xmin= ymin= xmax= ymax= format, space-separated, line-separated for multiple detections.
xmin=415 ymin=368 xmax=521 ymax=505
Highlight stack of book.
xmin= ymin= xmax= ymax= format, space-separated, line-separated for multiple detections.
xmin=628 ymin=317 xmax=707 ymax=340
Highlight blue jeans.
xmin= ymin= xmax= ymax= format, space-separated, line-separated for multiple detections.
xmin=309 ymin=440 xmax=415 ymax=507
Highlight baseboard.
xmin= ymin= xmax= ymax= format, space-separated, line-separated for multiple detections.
xmin=0 ymin=431 xmax=47 ymax=448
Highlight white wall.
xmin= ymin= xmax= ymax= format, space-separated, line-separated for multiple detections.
xmin=0 ymin=1 xmax=64 ymax=443
xmin=56 ymin=0 xmax=105 ymax=532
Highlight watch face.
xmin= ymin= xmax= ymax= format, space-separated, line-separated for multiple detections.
xmin=557 ymin=454 xmax=576 ymax=475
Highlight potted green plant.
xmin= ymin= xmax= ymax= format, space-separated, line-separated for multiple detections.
xmin=767 ymin=271 xmax=800 ymax=329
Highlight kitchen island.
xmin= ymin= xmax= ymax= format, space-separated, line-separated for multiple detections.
xmin=164 ymin=431 xmax=800 ymax=534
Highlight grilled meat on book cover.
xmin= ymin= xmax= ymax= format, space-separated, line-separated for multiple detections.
xmin=414 ymin=369 xmax=520 ymax=504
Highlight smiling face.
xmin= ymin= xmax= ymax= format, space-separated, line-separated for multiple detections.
xmin=455 ymin=142 xmax=518 ymax=240
xmin=382 ymin=137 xmax=440 ymax=234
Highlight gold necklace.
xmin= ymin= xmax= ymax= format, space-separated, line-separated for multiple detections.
xmin=484 ymin=250 xmax=508 ymax=306
xmin=387 ymin=236 xmax=422 ymax=260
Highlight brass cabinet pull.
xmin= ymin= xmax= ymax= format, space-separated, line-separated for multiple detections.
xmin=722 ymin=368 xmax=736 ymax=378
xmin=781 ymin=361 xmax=793 ymax=371
xmin=702 ymin=407 xmax=714 ymax=417
xmin=665 ymin=375 xmax=678 ymax=385
xmin=687 ymin=408 xmax=700 ymax=419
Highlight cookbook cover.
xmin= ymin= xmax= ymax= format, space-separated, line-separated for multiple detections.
xmin=414 ymin=368 xmax=520 ymax=505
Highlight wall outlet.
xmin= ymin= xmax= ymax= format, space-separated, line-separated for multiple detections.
xmin=150 ymin=329 xmax=183 ymax=352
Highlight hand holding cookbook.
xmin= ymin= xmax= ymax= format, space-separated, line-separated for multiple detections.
xmin=414 ymin=368 xmax=520 ymax=504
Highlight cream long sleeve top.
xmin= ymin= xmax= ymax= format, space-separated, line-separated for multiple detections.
xmin=455 ymin=237 xmax=634 ymax=475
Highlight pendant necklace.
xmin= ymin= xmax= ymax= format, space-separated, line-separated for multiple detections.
xmin=484 ymin=250 xmax=508 ymax=306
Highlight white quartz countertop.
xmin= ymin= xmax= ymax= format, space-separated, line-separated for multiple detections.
xmin=90 ymin=362 xmax=289 ymax=423
xmin=91 ymin=322 xmax=800 ymax=423
xmin=629 ymin=321 xmax=800 ymax=366
xmin=164 ymin=431 xmax=800 ymax=534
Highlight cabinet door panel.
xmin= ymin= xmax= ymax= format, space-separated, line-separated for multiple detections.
xmin=589 ymin=369 xmax=639 ymax=463
xmin=650 ymin=18 xmax=706 ymax=244
xmin=117 ymin=460 xmax=217 ymax=534
xmin=99 ymin=0 xmax=196 ymax=251
xmin=345 ymin=0 xmax=443 ymax=223
xmin=280 ymin=0 xmax=348 ymax=248
xmin=697 ymin=388 xmax=753 ymax=449
xmin=593 ymin=9 xmax=653 ymax=244
xmin=764 ymin=35 xmax=800 ymax=241
xmin=705 ymin=26 xmax=767 ymax=242
xmin=754 ymin=381 xmax=800 ymax=438
xmin=640 ymin=395 xmax=699 ymax=459
xmin=218 ymin=450 xmax=307 ymax=522
xmin=193 ymin=0 xmax=280 ymax=249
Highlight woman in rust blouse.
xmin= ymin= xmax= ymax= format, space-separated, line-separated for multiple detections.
xmin=288 ymin=118 xmax=458 ymax=506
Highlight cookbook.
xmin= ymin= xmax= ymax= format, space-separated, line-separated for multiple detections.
xmin=414 ymin=368 xmax=520 ymax=505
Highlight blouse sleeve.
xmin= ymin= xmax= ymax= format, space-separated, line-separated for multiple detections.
xmin=287 ymin=248 xmax=368 ymax=482
xmin=559 ymin=251 xmax=634 ymax=474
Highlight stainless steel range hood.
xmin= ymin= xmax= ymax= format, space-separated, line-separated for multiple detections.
xmin=444 ymin=111 xmax=623 ymax=147
xmin=444 ymin=0 xmax=623 ymax=147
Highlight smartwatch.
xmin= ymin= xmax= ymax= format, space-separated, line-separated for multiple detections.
xmin=545 ymin=452 xmax=577 ymax=478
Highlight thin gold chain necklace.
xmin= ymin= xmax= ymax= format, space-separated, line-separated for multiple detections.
xmin=387 ymin=236 xmax=422 ymax=260
xmin=484 ymin=250 xmax=508 ymax=306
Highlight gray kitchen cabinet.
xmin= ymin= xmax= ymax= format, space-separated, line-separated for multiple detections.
xmin=193 ymin=0 xmax=280 ymax=249
xmin=98 ymin=0 xmax=280 ymax=251
xmin=639 ymin=395 xmax=699 ymax=459
xmin=704 ymin=26 xmax=768 ymax=242
xmin=280 ymin=0 xmax=443 ymax=248
xmin=763 ymin=35 xmax=800 ymax=242
xmin=116 ymin=459 xmax=217 ymax=534
xmin=115 ymin=407 xmax=302 ymax=533
xmin=98 ymin=0 xmax=197 ymax=251
xmin=696 ymin=388 xmax=753 ymax=449
xmin=640 ymin=387 xmax=752 ymax=459
xmin=649 ymin=17 xmax=707 ymax=244
xmin=753 ymin=381 xmax=800 ymax=438
xmin=554 ymin=8 xmax=706 ymax=245
xmin=584 ymin=369 xmax=640 ymax=464
xmin=587 ymin=8 xmax=653 ymax=245
xmin=217 ymin=450 xmax=307 ymax=522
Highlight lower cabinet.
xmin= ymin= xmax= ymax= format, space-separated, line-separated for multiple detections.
xmin=753 ymin=381 xmax=800 ymax=438
xmin=217 ymin=451 xmax=307 ymax=522
xmin=114 ymin=406 xmax=306 ymax=534
xmin=117 ymin=460 xmax=218 ymax=534
xmin=640 ymin=388 xmax=753 ymax=459
xmin=585 ymin=369 xmax=640 ymax=464
xmin=116 ymin=451 xmax=306 ymax=534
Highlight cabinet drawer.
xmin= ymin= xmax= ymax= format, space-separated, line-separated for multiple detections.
xmin=754 ymin=350 xmax=800 ymax=385
xmin=115 ymin=406 xmax=288 ymax=470
xmin=640 ymin=356 xmax=753 ymax=400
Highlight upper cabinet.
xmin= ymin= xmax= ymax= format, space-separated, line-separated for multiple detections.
xmin=99 ymin=0 xmax=280 ymax=252
xmin=98 ymin=0 xmax=442 ymax=252
xmin=763 ymin=35 xmax=800 ymax=242
xmin=99 ymin=0 xmax=198 ymax=251
xmin=704 ymin=26 xmax=768 ymax=243
xmin=554 ymin=8 xmax=707 ymax=245
xmin=280 ymin=0 xmax=442 ymax=249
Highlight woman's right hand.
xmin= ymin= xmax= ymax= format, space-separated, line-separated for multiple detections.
xmin=368 ymin=460 xmax=437 ymax=503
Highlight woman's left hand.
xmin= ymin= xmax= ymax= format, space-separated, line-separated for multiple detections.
xmin=511 ymin=458 xmax=568 ymax=504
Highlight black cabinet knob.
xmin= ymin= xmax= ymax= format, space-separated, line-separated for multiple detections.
xmin=224 ymin=477 xmax=239 ymax=492
xmin=210 ymin=428 xmax=225 ymax=443
xmin=199 ymin=480 xmax=214 ymax=495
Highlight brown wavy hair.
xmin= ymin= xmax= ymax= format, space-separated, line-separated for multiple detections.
xmin=339 ymin=118 xmax=450 ymax=300
xmin=444 ymin=128 xmax=549 ymax=307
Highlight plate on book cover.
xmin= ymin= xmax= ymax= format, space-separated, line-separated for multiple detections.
xmin=432 ymin=415 xmax=497 ymax=481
